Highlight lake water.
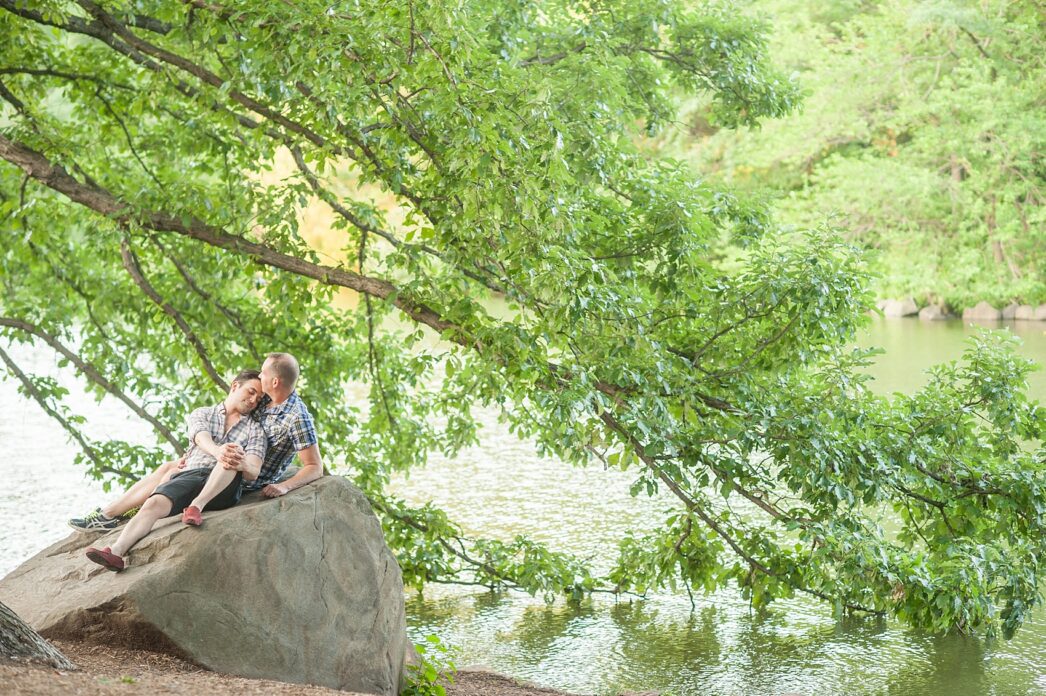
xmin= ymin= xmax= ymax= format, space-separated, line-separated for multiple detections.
xmin=1 ymin=318 xmax=1044 ymax=696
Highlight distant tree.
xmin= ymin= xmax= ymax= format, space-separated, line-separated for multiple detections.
xmin=667 ymin=0 xmax=1045 ymax=308
xmin=0 ymin=1 xmax=1042 ymax=637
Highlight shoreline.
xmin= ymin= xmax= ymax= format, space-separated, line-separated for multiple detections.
xmin=1 ymin=640 xmax=587 ymax=696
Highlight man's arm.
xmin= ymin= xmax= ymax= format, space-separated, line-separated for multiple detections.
xmin=261 ymin=443 xmax=323 ymax=498
xmin=194 ymin=431 xmax=244 ymax=467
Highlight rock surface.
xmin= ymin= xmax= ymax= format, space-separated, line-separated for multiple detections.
xmin=1015 ymin=305 xmax=1036 ymax=320
xmin=1036 ymin=304 xmax=1046 ymax=321
xmin=881 ymin=298 xmax=919 ymax=317
xmin=918 ymin=305 xmax=948 ymax=321
xmin=0 ymin=477 xmax=407 ymax=695
xmin=962 ymin=301 xmax=1001 ymax=321
xmin=1002 ymin=303 xmax=1020 ymax=320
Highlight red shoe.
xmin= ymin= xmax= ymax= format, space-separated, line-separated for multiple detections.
xmin=181 ymin=506 xmax=203 ymax=526
xmin=85 ymin=546 xmax=125 ymax=572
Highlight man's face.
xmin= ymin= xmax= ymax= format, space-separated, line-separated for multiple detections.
xmin=231 ymin=378 xmax=263 ymax=413
xmin=259 ymin=358 xmax=278 ymax=398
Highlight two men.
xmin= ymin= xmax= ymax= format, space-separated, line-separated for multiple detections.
xmin=79 ymin=352 xmax=323 ymax=571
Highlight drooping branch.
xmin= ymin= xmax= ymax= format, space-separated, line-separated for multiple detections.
xmin=118 ymin=238 xmax=228 ymax=392
xmin=598 ymin=409 xmax=885 ymax=615
xmin=149 ymin=236 xmax=262 ymax=363
xmin=0 ymin=345 xmax=126 ymax=479
xmin=0 ymin=316 xmax=184 ymax=453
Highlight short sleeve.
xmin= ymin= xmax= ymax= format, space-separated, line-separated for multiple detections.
xmin=187 ymin=406 xmax=213 ymax=445
xmin=244 ymin=422 xmax=268 ymax=460
xmin=290 ymin=407 xmax=317 ymax=451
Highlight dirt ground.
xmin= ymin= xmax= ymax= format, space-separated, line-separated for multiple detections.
xmin=0 ymin=641 xmax=594 ymax=696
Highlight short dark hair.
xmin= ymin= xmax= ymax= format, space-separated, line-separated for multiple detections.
xmin=265 ymin=352 xmax=299 ymax=388
xmin=232 ymin=368 xmax=261 ymax=387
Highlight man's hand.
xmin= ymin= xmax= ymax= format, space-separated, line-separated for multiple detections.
xmin=217 ymin=443 xmax=244 ymax=469
xmin=261 ymin=482 xmax=290 ymax=498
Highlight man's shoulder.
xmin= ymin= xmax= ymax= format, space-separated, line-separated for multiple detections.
xmin=189 ymin=403 xmax=221 ymax=422
xmin=289 ymin=392 xmax=314 ymax=419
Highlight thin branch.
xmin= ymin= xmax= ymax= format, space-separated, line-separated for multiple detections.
xmin=119 ymin=237 xmax=228 ymax=392
xmin=92 ymin=87 xmax=164 ymax=189
xmin=0 ymin=345 xmax=128 ymax=479
xmin=0 ymin=317 xmax=184 ymax=453
xmin=289 ymin=146 xmax=505 ymax=293
xmin=150 ymin=236 xmax=262 ymax=363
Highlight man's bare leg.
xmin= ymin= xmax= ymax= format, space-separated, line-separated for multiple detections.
xmin=108 ymin=494 xmax=174 ymax=558
xmin=187 ymin=466 xmax=238 ymax=513
xmin=101 ymin=460 xmax=179 ymax=519
xmin=86 ymin=493 xmax=174 ymax=570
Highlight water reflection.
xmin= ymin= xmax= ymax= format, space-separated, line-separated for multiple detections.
xmin=408 ymin=585 xmax=1045 ymax=695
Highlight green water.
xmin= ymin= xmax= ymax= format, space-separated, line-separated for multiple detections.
xmin=392 ymin=318 xmax=1046 ymax=696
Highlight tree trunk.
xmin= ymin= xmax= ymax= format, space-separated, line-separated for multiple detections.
xmin=0 ymin=600 xmax=76 ymax=670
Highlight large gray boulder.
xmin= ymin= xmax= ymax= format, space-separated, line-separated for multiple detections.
xmin=0 ymin=476 xmax=407 ymax=695
xmin=1002 ymin=303 xmax=1020 ymax=320
xmin=1035 ymin=304 xmax=1046 ymax=321
xmin=962 ymin=301 xmax=1002 ymax=321
xmin=881 ymin=298 xmax=919 ymax=317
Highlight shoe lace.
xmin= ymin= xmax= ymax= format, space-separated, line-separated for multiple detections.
xmin=82 ymin=508 xmax=105 ymax=522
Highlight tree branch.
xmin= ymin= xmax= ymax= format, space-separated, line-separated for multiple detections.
xmin=118 ymin=238 xmax=228 ymax=392
xmin=0 ymin=317 xmax=184 ymax=453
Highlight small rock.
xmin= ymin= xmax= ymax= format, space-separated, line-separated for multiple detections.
xmin=1002 ymin=303 xmax=1020 ymax=320
xmin=918 ymin=305 xmax=948 ymax=321
xmin=881 ymin=298 xmax=918 ymax=317
xmin=1015 ymin=305 xmax=1036 ymax=320
xmin=962 ymin=301 xmax=1001 ymax=321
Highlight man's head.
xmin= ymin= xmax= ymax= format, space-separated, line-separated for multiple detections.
xmin=228 ymin=369 xmax=263 ymax=414
xmin=260 ymin=352 xmax=300 ymax=401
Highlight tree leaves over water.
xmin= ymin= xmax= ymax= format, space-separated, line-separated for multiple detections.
xmin=0 ymin=1 xmax=1042 ymax=638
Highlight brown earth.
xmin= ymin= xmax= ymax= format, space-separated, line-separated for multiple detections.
xmin=0 ymin=640 xmax=586 ymax=696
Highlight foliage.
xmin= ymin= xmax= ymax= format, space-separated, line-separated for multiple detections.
xmin=0 ymin=0 xmax=1042 ymax=639
xmin=662 ymin=0 xmax=1045 ymax=309
xmin=402 ymin=634 xmax=456 ymax=696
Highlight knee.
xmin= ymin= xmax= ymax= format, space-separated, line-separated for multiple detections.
xmin=141 ymin=495 xmax=169 ymax=515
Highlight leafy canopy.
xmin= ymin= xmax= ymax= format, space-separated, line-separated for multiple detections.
xmin=0 ymin=0 xmax=1042 ymax=638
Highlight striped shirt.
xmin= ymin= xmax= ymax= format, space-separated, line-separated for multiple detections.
xmin=246 ymin=391 xmax=318 ymax=491
xmin=184 ymin=404 xmax=268 ymax=472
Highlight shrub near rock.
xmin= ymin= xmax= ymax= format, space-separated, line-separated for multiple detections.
xmin=0 ymin=477 xmax=408 ymax=696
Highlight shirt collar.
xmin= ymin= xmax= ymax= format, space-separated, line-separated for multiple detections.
xmin=255 ymin=391 xmax=297 ymax=416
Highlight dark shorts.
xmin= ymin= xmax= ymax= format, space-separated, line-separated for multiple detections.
xmin=151 ymin=468 xmax=243 ymax=516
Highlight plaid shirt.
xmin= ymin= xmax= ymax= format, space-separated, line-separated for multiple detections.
xmin=184 ymin=404 xmax=268 ymax=472
xmin=245 ymin=391 xmax=318 ymax=491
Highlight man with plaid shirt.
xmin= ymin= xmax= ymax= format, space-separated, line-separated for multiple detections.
xmin=68 ymin=352 xmax=324 ymax=532
xmin=84 ymin=369 xmax=269 ymax=570
xmin=251 ymin=352 xmax=323 ymax=497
